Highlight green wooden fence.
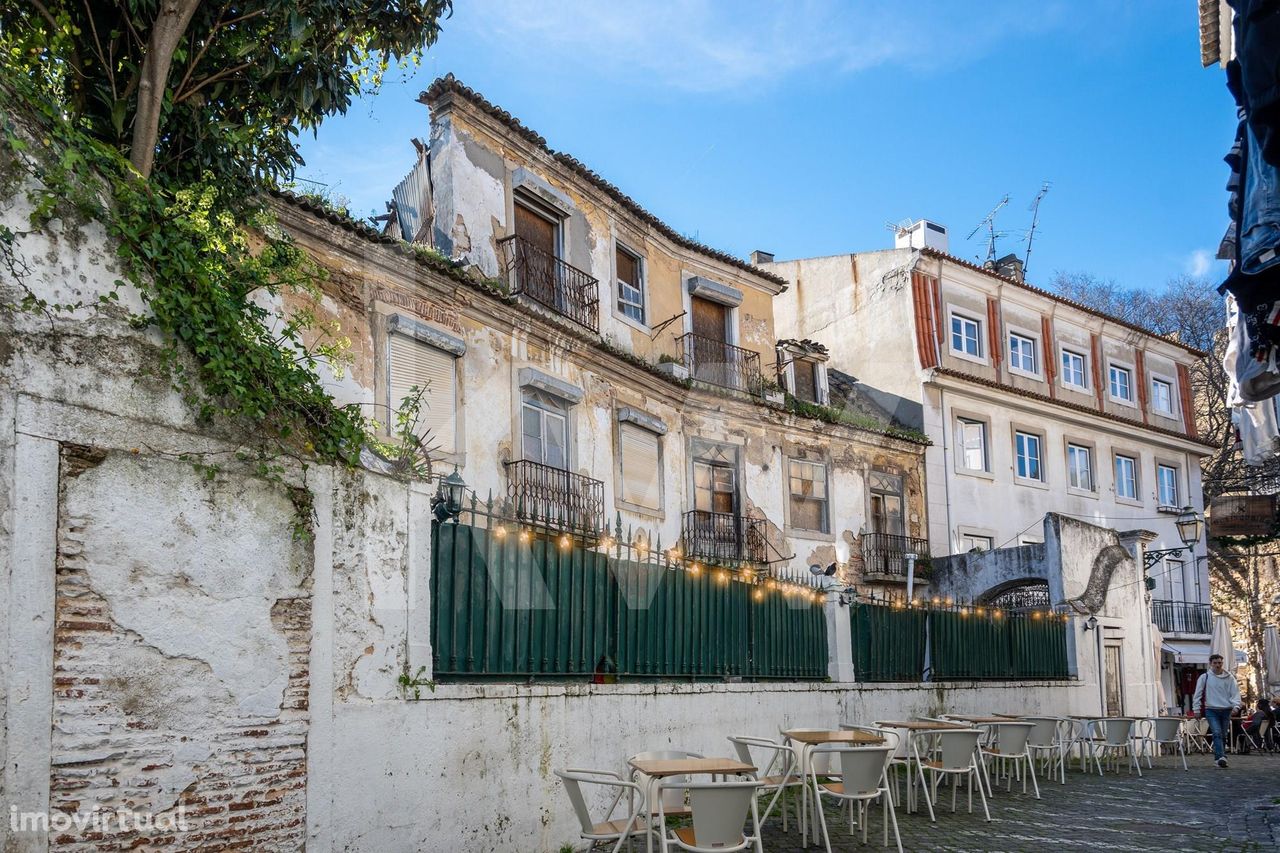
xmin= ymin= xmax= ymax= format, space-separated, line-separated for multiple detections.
xmin=849 ymin=602 xmax=926 ymax=681
xmin=431 ymin=519 xmax=828 ymax=681
xmin=850 ymin=602 xmax=1070 ymax=682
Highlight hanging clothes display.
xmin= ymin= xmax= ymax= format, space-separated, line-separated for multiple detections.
xmin=1218 ymin=1 xmax=1280 ymax=434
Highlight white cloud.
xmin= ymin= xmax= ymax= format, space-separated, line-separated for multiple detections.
xmin=456 ymin=0 xmax=1087 ymax=92
xmin=1185 ymin=248 xmax=1213 ymax=277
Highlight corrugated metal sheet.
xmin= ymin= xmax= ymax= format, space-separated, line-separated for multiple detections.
xmin=390 ymin=148 xmax=433 ymax=243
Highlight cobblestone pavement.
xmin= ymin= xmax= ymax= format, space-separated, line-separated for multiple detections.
xmin=758 ymin=754 xmax=1280 ymax=852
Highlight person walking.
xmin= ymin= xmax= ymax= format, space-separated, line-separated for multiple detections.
xmin=1194 ymin=654 xmax=1243 ymax=767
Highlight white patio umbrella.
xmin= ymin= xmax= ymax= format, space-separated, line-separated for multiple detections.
xmin=1211 ymin=615 xmax=1238 ymax=674
xmin=1264 ymin=625 xmax=1280 ymax=692
xmin=1152 ymin=622 xmax=1168 ymax=711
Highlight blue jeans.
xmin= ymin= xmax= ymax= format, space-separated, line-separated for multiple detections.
xmin=1205 ymin=708 xmax=1232 ymax=760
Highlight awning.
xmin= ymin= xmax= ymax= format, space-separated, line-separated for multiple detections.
xmin=1162 ymin=640 xmax=1211 ymax=665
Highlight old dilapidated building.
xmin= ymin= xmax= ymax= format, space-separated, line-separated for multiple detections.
xmin=277 ymin=75 xmax=932 ymax=585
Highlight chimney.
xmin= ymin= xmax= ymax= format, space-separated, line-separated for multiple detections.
xmin=893 ymin=220 xmax=949 ymax=254
xmin=991 ymin=253 xmax=1025 ymax=282
xmin=751 ymin=250 xmax=775 ymax=265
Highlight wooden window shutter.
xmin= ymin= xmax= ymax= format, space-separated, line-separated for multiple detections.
xmin=619 ymin=423 xmax=661 ymax=509
xmin=388 ymin=333 xmax=457 ymax=453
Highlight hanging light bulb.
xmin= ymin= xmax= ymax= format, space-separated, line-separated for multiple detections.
xmin=519 ymin=529 xmax=531 ymax=543
xmin=559 ymin=534 xmax=571 ymax=550
xmin=494 ymin=525 xmax=507 ymax=539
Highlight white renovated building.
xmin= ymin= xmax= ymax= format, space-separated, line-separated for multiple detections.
xmin=763 ymin=223 xmax=1216 ymax=709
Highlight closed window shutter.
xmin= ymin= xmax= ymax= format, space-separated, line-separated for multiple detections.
xmin=620 ymin=423 xmax=661 ymax=509
xmin=388 ymin=333 xmax=456 ymax=453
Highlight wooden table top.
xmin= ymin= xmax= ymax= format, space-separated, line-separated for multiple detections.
xmin=874 ymin=720 xmax=968 ymax=731
xmin=628 ymin=757 xmax=755 ymax=777
xmin=947 ymin=715 xmax=1015 ymax=724
xmin=783 ymin=729 xmax=884 ymax=745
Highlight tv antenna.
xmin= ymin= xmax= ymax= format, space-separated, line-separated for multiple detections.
xmin=1022 ymin=182 xmax=1052 ymax=276
xmin=966 ymin=194 xmax=1009 ymax=264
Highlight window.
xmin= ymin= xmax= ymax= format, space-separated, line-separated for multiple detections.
xmin=616 ymin=245 xmax=645 ymax=323
xmin=788 ymin=459 xmax=829 ymax=533
xmin=521 ymin=391 xmax=569 ymax=469
xmin=1009 ymin=333 xmax=1037 ymax=374
xmin=1164 ymin=557 xmax=1186 ymax=601
xmin=1067 ymin=443 xmax=1094 ymax=491
xmin=1151 ymin=378 xmax=1174 ymax=415
xmin=1157 ymin=464 xmax=1179 ymax=507
xmin=792 ymin=359 xmax=820 ymax=403
xmin=693 ymin=448 xmax=737 ymax=515
xmin=1015 ymin=431 xmax=1042 ymax=481
xmin=388 ymin=333 xmax=457 ymax=453
xmin=1062 ymin=349 xmax=1088 ymax=390
xmin=950 ymin=313 xmax=982 ymax=358
xmin=1114 ymin=454 xmax=1138 ymax=500
xmin=959 ymin=533 xmax=994 ymax=552
xmin=1109 ymin=364 xmax=1133 ymax=402
xmin=956 ymin=418 xmax=988 ymax=472
xmin=618 ymin=423 xmax=661 ymax=509
xmin=868 ymin=472 xmax=904 ymax=536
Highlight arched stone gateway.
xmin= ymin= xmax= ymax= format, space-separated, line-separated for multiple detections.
xmin=980 ymin=579 xmax=1052 ymax=612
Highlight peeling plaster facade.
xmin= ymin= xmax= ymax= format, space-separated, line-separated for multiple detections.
xmin=282 ymin=77 xmax=933 ymax=588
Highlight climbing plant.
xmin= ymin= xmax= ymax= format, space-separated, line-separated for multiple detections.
xmin=0 ymin=78 xmax=385 ymax=470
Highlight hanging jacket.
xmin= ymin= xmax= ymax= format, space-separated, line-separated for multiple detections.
xmin=1229 ymin=0 xmax=1280 ymax=167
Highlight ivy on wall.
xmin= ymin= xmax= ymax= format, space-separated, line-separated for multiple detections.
xmin=0 ymin=80 xmax=399 ymax=473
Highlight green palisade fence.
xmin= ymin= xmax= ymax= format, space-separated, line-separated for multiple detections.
xmin=849 ymin=603 xmax=926 ymax=682
xmin=431 ymin=520 xmax=827 ymax=681
xmin=850 ymin=602 xmax=1070 ymax=682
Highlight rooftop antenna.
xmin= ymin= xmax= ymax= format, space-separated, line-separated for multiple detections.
xmin=1022 ymin=182 xmax=1052 ymax=276
xmin=966 ymin=194 xmax=1009 ymax=265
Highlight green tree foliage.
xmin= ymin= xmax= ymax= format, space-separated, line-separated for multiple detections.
xmin=1 ymin=0 xmax=451 ymax=185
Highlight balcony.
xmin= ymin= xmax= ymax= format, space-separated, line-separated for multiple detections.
xmin=861 ymin=533 xmax=932 ymax=582
xmin=504 ymin=460 xmax=605 ymax=536
xmin=498 ymin=234 xmax=600 ymax=332
xmin=678 ymin=332 xmax=763 ymax=397
xmin=1152 ymin=599 xmax=1212 ymax=635
xmin=681 ymin=510 xmax=768 ymax=565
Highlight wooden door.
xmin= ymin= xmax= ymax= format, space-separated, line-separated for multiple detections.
xmin=690 ymin=296 xmax=729 ymax=384
xmin=514 ymin=202 xmax=557 ymax=256
xmin=1104 ymin=645 xmax=1124 ymax=717
xmin=513 ymin=202 xmax=559 ymax=306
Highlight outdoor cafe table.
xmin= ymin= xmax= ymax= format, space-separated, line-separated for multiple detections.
xmin=783 ymin=729 xmax=884 ymax=848
xmin=945 ymin=714 xmax=1015 ymax=724
xmin=627 ymin=757 xmax=756 ymax=853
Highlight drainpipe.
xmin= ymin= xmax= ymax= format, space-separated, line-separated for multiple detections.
xmin=905 ymin=552 xmax=918 ymax=601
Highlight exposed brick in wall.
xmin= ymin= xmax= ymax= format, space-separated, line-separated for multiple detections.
xmin=48 ymin=448 xmax=311 ymax=852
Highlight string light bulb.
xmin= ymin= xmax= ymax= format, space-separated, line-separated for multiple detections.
xmin=559 ymin=534 xmax=571 ymax=550
xmin=494 ymin=525 xmax=507 ymax=539
xmin=519 ymin=529 xmax=531 ymax=543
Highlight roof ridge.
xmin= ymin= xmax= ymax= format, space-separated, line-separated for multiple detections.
xmin=419 ymin=74 xmax=788 ymax=290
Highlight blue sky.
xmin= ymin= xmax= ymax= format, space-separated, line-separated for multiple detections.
xmin=296 ymin=0 xmax=1235 ymax=291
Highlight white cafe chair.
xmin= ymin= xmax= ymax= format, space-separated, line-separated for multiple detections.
xmin=656 ymin=779 xmax=764 ymax=853
xmin=555 ymin=768 xmax=654 ymax=853
xmin=910 ymin=728 xmax=991 ymax=823
xmin=810 ymin=743 xmax=903 ymax=853
xmin=728 ymin=735 xmax=803 ymax=831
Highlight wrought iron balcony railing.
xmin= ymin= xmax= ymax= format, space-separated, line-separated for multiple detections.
xmin=681 ymin=510 xmax=768 ymax=565
xmin=861 ymin=533 xmax=932 ymax=581
xmin=504 ymin=459 xmax=605 ymax=536
xmin=498 ymin=234 xmax=600 ymax=332
xmin=678 ymin=332 xmax=763 ymax=396
xmin=1152 ymin=599 xmax=1212 ymax=635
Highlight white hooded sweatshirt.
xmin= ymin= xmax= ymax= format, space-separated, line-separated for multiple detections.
xmin=1194 ymin=669 xmax=1242 ymax=711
